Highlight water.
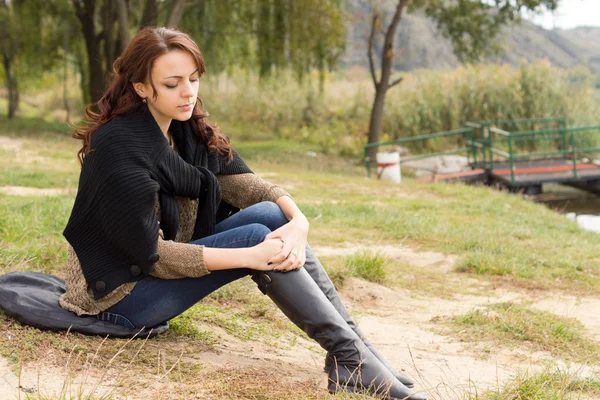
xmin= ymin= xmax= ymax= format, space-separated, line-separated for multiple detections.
xmin=541 ymin=196 xmax=600 ymax=233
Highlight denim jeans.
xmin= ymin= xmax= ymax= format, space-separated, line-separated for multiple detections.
xmin=101 ymin=201 xmax=290 ymax=329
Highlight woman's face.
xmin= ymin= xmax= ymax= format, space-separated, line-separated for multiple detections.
xmin=134 ymin=49 xmax=200 ymax=131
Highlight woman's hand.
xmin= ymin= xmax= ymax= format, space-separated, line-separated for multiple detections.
xmin=249 ymin=238 xmax=285 ymax=271
xmin=264 ymin=217 xmax=309 ymax=272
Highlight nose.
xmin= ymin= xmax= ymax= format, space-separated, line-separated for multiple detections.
xmin=181 ymin=80 xmax=195 ymax=99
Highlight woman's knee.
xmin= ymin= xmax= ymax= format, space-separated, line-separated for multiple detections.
xmin=245 ymin=223 xmax=272 ymax=245
xmin=245 ymin=201 xmax=288 ymax=229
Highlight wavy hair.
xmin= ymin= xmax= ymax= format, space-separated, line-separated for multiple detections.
xmin=73 ymin=27 xmax=232 ymax=164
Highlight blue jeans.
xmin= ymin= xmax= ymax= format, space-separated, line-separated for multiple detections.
xmin=100 ymin=201 xmax=290 ymax=329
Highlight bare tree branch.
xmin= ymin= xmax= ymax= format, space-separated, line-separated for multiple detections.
xmin=380 ymin=0 xmax=407 ymax=88
xmin=389 ymin=77 xmax=403 ymax=88
xmin=166 ymin=0 xmax=187 ymax=29
xmin=368 ymin=13 xmax=379 ymax=88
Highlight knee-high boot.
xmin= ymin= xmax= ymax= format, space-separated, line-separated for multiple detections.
xmin=303 ymin=244 xmax=416 ymax=388
xmin=253 ymin=269 xmax=427 ymax=400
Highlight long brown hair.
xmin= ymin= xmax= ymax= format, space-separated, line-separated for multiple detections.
xmin=73 ymin=27 xmax=232 ymax=164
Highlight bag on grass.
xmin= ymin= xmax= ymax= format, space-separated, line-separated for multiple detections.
xmin=0 ymin=271 xmax=168 ymax=338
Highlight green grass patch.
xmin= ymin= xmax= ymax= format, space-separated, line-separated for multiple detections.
xmin=323 ymin=250 xmax=389 ymax=289
xmin=294 ymin=174 xmax=600 ymax=292
xmin=0 ymin=194 xmax=73 ymax=274
xmin=344 ymin=250 xmax=388 ymax=284
xmin=167 ymin=312 xmax=219 ymax=344
xmin=347 ymin=250 xmax=388 ymax=283
xmin=466 ymin=367 xmax=600 ymax=400
xmin=0 ymin=114 xmax=72 ymax=135
xmin=0 ymin=166 xmax=78 ymax=189
xmin=440 ymin=302 xmax=600 ymax=363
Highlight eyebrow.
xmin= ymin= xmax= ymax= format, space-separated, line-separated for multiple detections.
xmin=163 ymin=69 xmax=200 ymax=79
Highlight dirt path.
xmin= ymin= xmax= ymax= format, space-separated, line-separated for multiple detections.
xmin=2 ymin=244 xmax=599 ymax=399
xmin=1 ymin=244 xmax=600 ymax=399
xmin=0 ymin=185 xmax=73 ymax=196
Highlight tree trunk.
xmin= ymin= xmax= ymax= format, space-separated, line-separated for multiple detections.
xmin=140 ymin=0 xmax=158 ymax=28
xmin=102 ymin=0 xmax=116 ymax=73
xmin=367 ymin=86 xmax=387 ymax=162
xmin=73 ymin=0 xmax=106 ymax=104
xmin=63 ymin=31 xmax=71 ymax=125
xmin=2 ymin=59 xmax=19 ymax=119
xmin=366 ymin=0 xmax=407 ymax=162
xmin=166 ymin=0 xmax=186 ymax=28
xmin=0 ymin=0 xmax=18 ymax=118
xmin=116 ymin=0 xmax=130 ymax=53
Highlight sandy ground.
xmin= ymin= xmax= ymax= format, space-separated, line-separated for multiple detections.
xmin=0 ymin=242 xmax=598 ymax=399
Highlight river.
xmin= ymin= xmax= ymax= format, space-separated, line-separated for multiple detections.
xmin=538 ymin=191 xmax=600 ymax=233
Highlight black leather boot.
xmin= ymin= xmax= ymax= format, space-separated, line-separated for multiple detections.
xmin=303 ymin=244 xmax=416 ymax=388
xmin=253 ymin=269 xmax=427 ymax=400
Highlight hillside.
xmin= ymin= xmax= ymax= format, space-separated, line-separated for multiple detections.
xmin=341 ymin=8 xmax=600 ymax=73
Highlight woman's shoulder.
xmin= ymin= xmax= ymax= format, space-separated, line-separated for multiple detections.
xmin=91 ymin=111 xmax=161 ymax=150
xmin=90 ymin=115 xmax=133 ymax=147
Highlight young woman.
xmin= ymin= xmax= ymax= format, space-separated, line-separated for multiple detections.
xmin=59 ymin=27 xmax=426 ymax=400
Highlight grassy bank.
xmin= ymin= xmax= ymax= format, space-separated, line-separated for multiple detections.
xmin=2 ymin=117 xmax=600 ymax=291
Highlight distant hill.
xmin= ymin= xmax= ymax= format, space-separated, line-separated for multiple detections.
xmin=341 ymin=7 xmax=600 ymax=73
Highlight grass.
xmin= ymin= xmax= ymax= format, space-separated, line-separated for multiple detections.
xmin=327 ymin=250 xmax=389 ymax=287
xmin=464 ymin=367 xmax=600 ymax=400
xmin=438 ymin=302 xmax=600 ymax=363
xmin=0 ymin=114 xmax=72 ymax=135
xmin=3 ymin=117 xmax=600 ymax=397
xmin=0 ymin=194 xmax=73 ymax=274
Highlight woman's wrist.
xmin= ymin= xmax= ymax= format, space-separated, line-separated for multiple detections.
xmin=290 ymin=214 xmax=309 ymax=232
xmin=204 ymin=247 xmax=255 ymax=271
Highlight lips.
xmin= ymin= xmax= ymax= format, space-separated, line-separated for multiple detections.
xmin=179 ymin=103 xmax=194 ymax=110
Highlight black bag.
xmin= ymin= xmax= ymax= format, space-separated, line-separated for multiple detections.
xmin=0 ymin=272 xmax=168 ymax=338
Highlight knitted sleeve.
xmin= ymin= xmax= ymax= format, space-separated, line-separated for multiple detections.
xmin=149 ymin=235 xmax=210 ymax=279
xmin=217 ymin=173 xmax=291 ymax=210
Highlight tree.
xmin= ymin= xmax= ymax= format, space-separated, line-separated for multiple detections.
xmin=72 ymin=0 xmax=190 ymax=104
xmin=178 ymin=0 xmax=345 ymax=85
xmin=365 ymin=0 xmax=560 ymax=162
xmin=2 ymin=1 xmax=345 ymax=112
xmin=0 ymin=0 xmax=18 ymax=118
xmin=0 ymin=0 xmax=66 ymax=118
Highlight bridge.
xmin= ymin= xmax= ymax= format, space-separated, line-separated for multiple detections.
xmin=364 ymin=118 xmax=600 ymax=195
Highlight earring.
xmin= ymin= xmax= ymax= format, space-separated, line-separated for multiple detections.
xmin=142 ymin=98 xmax=147 ymax=104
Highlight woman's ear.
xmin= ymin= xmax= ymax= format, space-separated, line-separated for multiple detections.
xmin=132 ymin=82 xmax=147 ymax=99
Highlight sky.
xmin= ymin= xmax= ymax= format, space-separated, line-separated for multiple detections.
xmin=522 ymin=0 xmax=600 ymax=30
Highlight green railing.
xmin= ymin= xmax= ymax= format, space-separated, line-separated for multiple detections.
xmin=483 ymin=126 xmax=600 ymax=185
xmin=467 ymin=117 xmax=567 ymax=138
xmin=363 ymin=128 xmax=474 ymax=178
xmin=465 ymin=118 xmax=569 ymax=168
xmin=364 ymin=117 xmax=600 ymax=184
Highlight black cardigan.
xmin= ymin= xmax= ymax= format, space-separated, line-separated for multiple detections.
xmin=63 ymin=109 xmax=251 ymax=299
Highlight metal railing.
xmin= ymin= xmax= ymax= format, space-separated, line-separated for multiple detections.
xmin=364 ymin=117 xmax=600 ymax=185
xmin=483 ymin=126 xmax=600 ymax=185
xmin=465 ymin=118 xmax=568 ymax=168
xmin=363 ymin=128 xmax=474 ymax=178
xmin=467 ymin=117 xmax=567 ymax=138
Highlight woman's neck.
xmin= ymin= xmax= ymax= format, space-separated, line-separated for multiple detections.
xmin=147 ymin=108 xmax=171 ymax=140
